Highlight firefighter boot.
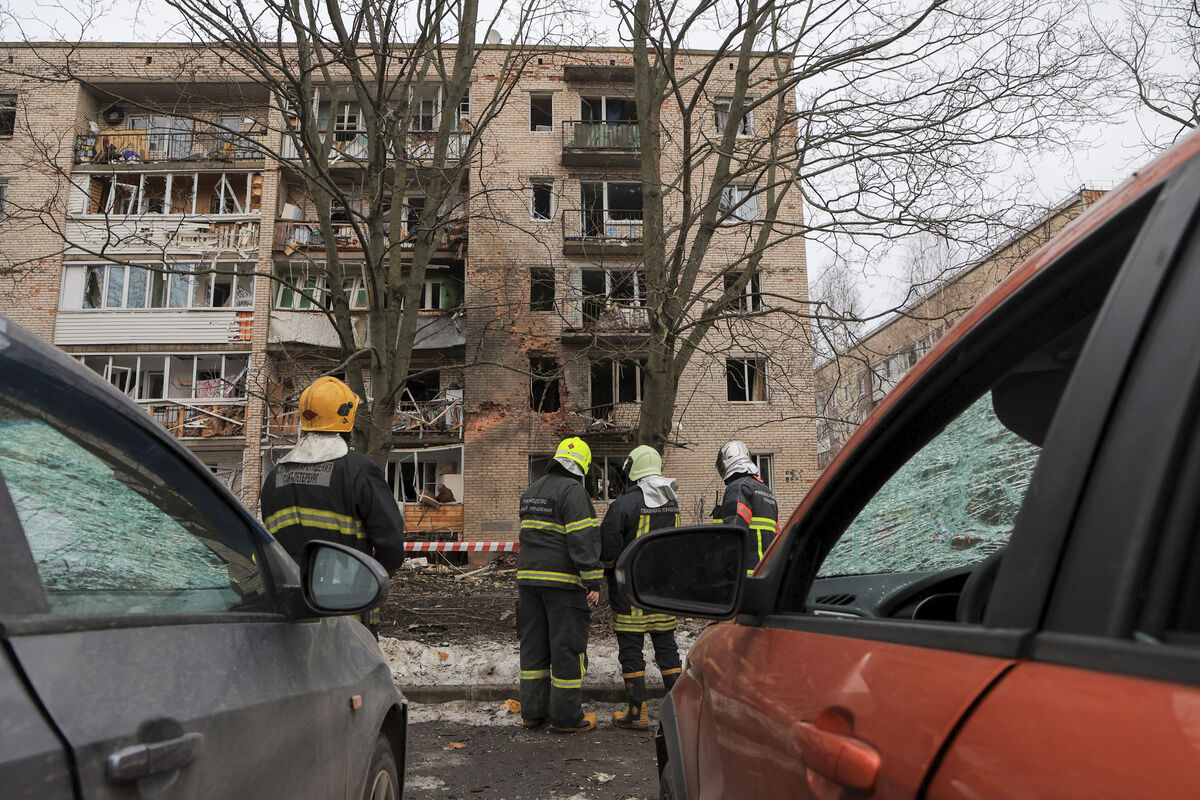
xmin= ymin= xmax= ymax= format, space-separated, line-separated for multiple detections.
xmin=612 ymin=675 xmax=649 ymax=730
xmin=552 ymin=712 xmax=597 ymax=734
xmin=662 ymin=668 xmax=681 ymax=693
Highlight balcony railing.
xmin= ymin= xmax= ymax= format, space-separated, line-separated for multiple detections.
xmin=281 ymin=130 xmax=469 ymax=165
xmin=581 ymin=299 xmax=649 ymax=331
xmin=143 ymin=401 xmax=246 ymax=439
xmin=265 ymin=395 xmax=463 ymax=442
xmin=66 ymin=218 xmax=260 ymax=254
xmin=561 ymin=121 xmax=640 ymax=168
xmin=76 ymin=130 xmax=266 ymax=165
xmin=275 ymin=220 xmax=467 ymax=255
xmin=561 ymin=207 xmax=644 ymax=256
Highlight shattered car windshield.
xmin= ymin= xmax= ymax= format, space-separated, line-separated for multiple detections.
xmin=819 ymin=392 xmax=1041 ymax=578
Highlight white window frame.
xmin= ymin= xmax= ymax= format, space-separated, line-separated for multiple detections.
xmin=79 ymin=353 xmax=248 ymax=402
xmin=751 ymin=453 xmax=773 ymax=488
xmin=715 ymin=98 xmax=753 ymax=137
xmin=719 ymin=185 xmax=759 ymax=223
xmin=530 ymin=92 xmax=553 ymax=132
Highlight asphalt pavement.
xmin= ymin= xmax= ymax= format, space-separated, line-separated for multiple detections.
xmin=403 ymin=700 xmax=662 ymax=799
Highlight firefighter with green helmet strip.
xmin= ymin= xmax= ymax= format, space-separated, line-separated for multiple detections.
xmin=599 ymin=444 xmax=682 ymax=730
xmin=259 ymin=376 xmax=406 ymax=637
xmin=516 ymin=436 xmax=603 ymax=733
xmin=713 ymin=440 xmax=778 ymax=574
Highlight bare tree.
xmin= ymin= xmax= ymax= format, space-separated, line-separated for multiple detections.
xmin=1 ymin=0 xmax=581 ymax=468
xmin=610 ymin=0 xmax=1108 ymax=450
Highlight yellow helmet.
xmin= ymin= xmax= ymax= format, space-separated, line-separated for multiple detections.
xmin=623 ymin=445 xmax=662 ymax=482
xmin=299 ymin=376 xmax=359 ymax=432
xmin=554 ymin=436 xmax=592 ymax=474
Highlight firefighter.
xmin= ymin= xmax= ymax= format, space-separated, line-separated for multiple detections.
xmin=260 ymin=376 xmax=406 ymax=636
xmin=713 ymin=440 xmax=778 ymax=574
xmin=516 ymin=437 xmax=603 ymax=733
xmin=600 ymin=445 xmax=682 ymax=730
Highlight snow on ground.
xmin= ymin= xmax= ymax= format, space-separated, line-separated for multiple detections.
xmin=381 ymin=629 xmax=702 ymax=689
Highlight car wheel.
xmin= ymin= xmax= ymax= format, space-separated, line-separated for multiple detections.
xmin=362 ymin=734 xmax=399 ymax=800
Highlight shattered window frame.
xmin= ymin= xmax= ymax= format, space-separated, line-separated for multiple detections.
xmin=530 ymin=268 xmax=555 ymax=311
xmin=529 ymin=356 xmax=562 ymax=413
xmin=726 ymin=357 xmax=768 ymax=402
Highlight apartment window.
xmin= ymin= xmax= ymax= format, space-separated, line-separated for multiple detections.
xmin=581 ymin=268 xmax=645 ymax=326
xmin=580 ymin=96 xmax=636 ymax=122
xmin=530 ymin=93 xmax=553 ymax=131
xmin=593 ymin=454 xmax=629 ymax=502
xmin=531 ymin=181 xmax=553 ymax=221
xmin=751 ymin=454 xmax=773 ymax=489
xmin=404 ymin=198 xmax=424 ymax=236
xmin=79 ymin=263 xmax=253 ymax=310
xmin=581 ymin=181 xmax=643 ymax=239
xmin=715 ymin=98 xmax=752 ymax=136
xmin=421 ymin=279 xmax=443 ymax=311
xmin=77 ymin=353 xmax=248 ymax=401
xmin=0 ymin=180 xmax=7 ymax=219
xmin=386 ymin=457 xmax=441 ymax=504
xmin=411 ymin=87 xmax=440 ymax=132
xmin=727 ymin=357 xmax=767 ymax=402
xmin=530 ymin=268 xmax=555 ymax=312
xmin=530 ymin=357 xmax=561 ymax=413
xmin=83 ymin=171 xmax=261 ymax=216
xmin=0 ymin=96 xmax=15 ymax=138
xmin=275 ymin=267 xmax=368 ymax=311
xmin=719 ymin=185 xmax=759 ymax=222
xmin=590 ymin=359 xmax=644 ymax=419
xmin=724 ymin=271 xmax=763 ymax=312
xmin=333 ymin=102 xmax=360 ymax=142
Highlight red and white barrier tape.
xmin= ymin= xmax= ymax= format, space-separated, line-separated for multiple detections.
xmin=405 ymin=541 xmax=519 ymax=552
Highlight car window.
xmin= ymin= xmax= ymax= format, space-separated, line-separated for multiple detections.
xmin=0 ymin=394 xmax=266 ymax=616
xmin=819 ymin=391 xmax=1040 ymax=577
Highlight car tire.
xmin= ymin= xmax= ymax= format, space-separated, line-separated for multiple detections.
xmin=362 ymin=734 xmax=399 ymax=800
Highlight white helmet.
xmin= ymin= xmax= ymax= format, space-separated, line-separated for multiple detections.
xmin=716 ymin=440 xmax=757 ymax=481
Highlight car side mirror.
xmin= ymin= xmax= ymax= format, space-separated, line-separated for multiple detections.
xmin=302 ymin=541 xmax=390 ymax=615
xmin=615 ymin=525 xmax=747 ymax=619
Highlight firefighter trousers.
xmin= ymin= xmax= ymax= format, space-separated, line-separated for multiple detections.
xmin=517 ymin=584 xmax=590 ymax=728
xmin=616 ymin=628 xmax=681 ymax=677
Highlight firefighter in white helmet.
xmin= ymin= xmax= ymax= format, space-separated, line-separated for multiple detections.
xmin=260 ymin=376 xmax=406 ymax=636
xmin=713 ymin=440 xmax=778 ymax=574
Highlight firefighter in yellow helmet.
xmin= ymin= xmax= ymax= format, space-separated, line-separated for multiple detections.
xmin=599 ymin=445 xmax=682 ymax=730
xmin=516 ymin=437 xmax=603 ymax=733
xmin=260 ymin=377 xmax=406 ymax=636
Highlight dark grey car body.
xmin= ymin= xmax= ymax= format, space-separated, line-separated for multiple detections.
xmin=0 ymin=317 xmax=406 ymax=799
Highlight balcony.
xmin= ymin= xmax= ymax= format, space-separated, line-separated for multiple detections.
xmin=264 ymin=394 xmax=462 ymax=444
xmin=268 ymin=311 xmax=464 ymax=350
xmin=274 ymin=220 xmax=467 ymax=257
xmin=563 ymin=64 xmax=635 ymax=83
xmin=561 ymin=300 xmax=649 ymax=343
xmin=66 ymin=217 xmax=260 ymax=255
xmin=280 ymin=130 xmax=469 ymax=167
xmin=561 ymin=208 xmax=643 ymax=257
xmin=143 ymin=401 xmax=246 ymax=440
xmin=55 ymin=309 xmax=252 ymax=346
xmin=75 ymin=130 xmax=266 ymax=166
xmin=561 ymin=121 xmax=640 ymax=168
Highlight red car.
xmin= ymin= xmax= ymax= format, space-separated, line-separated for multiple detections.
xmin=618 ymin=131 xmax=1200 ymax=799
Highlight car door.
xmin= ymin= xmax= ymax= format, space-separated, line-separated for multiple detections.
xmin=927 ymin=154 xmax=1200 ymax=799
xmin=0 ymin=341 xmax=382 ymax=799
xmin=687 ymin=149 xmax=1178 ymax=799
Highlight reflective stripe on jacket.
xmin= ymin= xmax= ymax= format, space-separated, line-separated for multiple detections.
xmin=601 ymin=483 xmax=681 ymax=620
xmin=713 ymin=473 xmax=778 ymax=573
xmin=260 ymin=451 xmax=406 ymax=572
xmin=517 ymin=466 xmax=603 ymax=591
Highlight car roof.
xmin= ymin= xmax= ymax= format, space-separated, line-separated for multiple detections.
xmin=0 ymin=315 xmax=268 ymax=536
xmin=786 ymin=129 xmax=1200 ymax=540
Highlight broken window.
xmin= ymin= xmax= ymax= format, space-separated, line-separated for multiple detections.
xmin=531 ymin=181 xmax=553 ymax=221
xmin=75 ymin=263 xmax=254 ymax=310
xmin=78 ymin=353 xmax=247 ymax=401
xmin=0 ymin=96 xmax=15 ymax=138
xmin=715 ymin=98 xmax=753 ymax=136
xmin=581 ymin=181 xmax=642 ymax=239
xmin=530 ymin=357 xmax=561 ymax=413
xmin=727 ymin=358 xmax=767 ymax=402
xmin=0 ymin=180 xmax=7 ymax=219
xmin=590 ymin=359 xmax=644 ymax=419
xmin=333 ymin=102 xmax=361 ymax=142
xmin=719 ymin=185 xmax=758 ymax=222
xmin=580 ymin=96 xmax=636 ymax=122
xmin=724 ymin=271 xmax=763 ymax=312
xmin=530 ymin=268 xmax=555 ymax=312
xmin=411 ymin=86 xmax=439 ymax=132
xmin=591 ymin=455 xmax=628 ymax=502
xmin=582 ymin=268 xmax=644 ymax=326
xmin=530 ymin=93 xmax=553 ymax=131
xmin=387 ymin=448 xmax=462 ymax=503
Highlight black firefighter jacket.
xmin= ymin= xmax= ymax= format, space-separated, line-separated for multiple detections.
xmin=517 ymin=466 xmax=603 ymax=591
xmin=261 ymin=451 xmax=407 ymax=572
xmin=714 ymin=473 xmax=779 ymax=570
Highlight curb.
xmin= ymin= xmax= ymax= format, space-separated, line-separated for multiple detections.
xmin=399 ymin=684 xmax=668 ymax=704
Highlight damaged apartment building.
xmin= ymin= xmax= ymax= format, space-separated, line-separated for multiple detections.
xmin=0 ymin=43 xmax=816 ymax=546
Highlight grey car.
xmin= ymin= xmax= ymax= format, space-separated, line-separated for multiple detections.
xmin=0 ymin=316 xmax=406 ymax=799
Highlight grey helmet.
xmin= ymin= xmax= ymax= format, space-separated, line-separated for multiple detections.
xmin=716 ymin=440 xmax=757 ymax=480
